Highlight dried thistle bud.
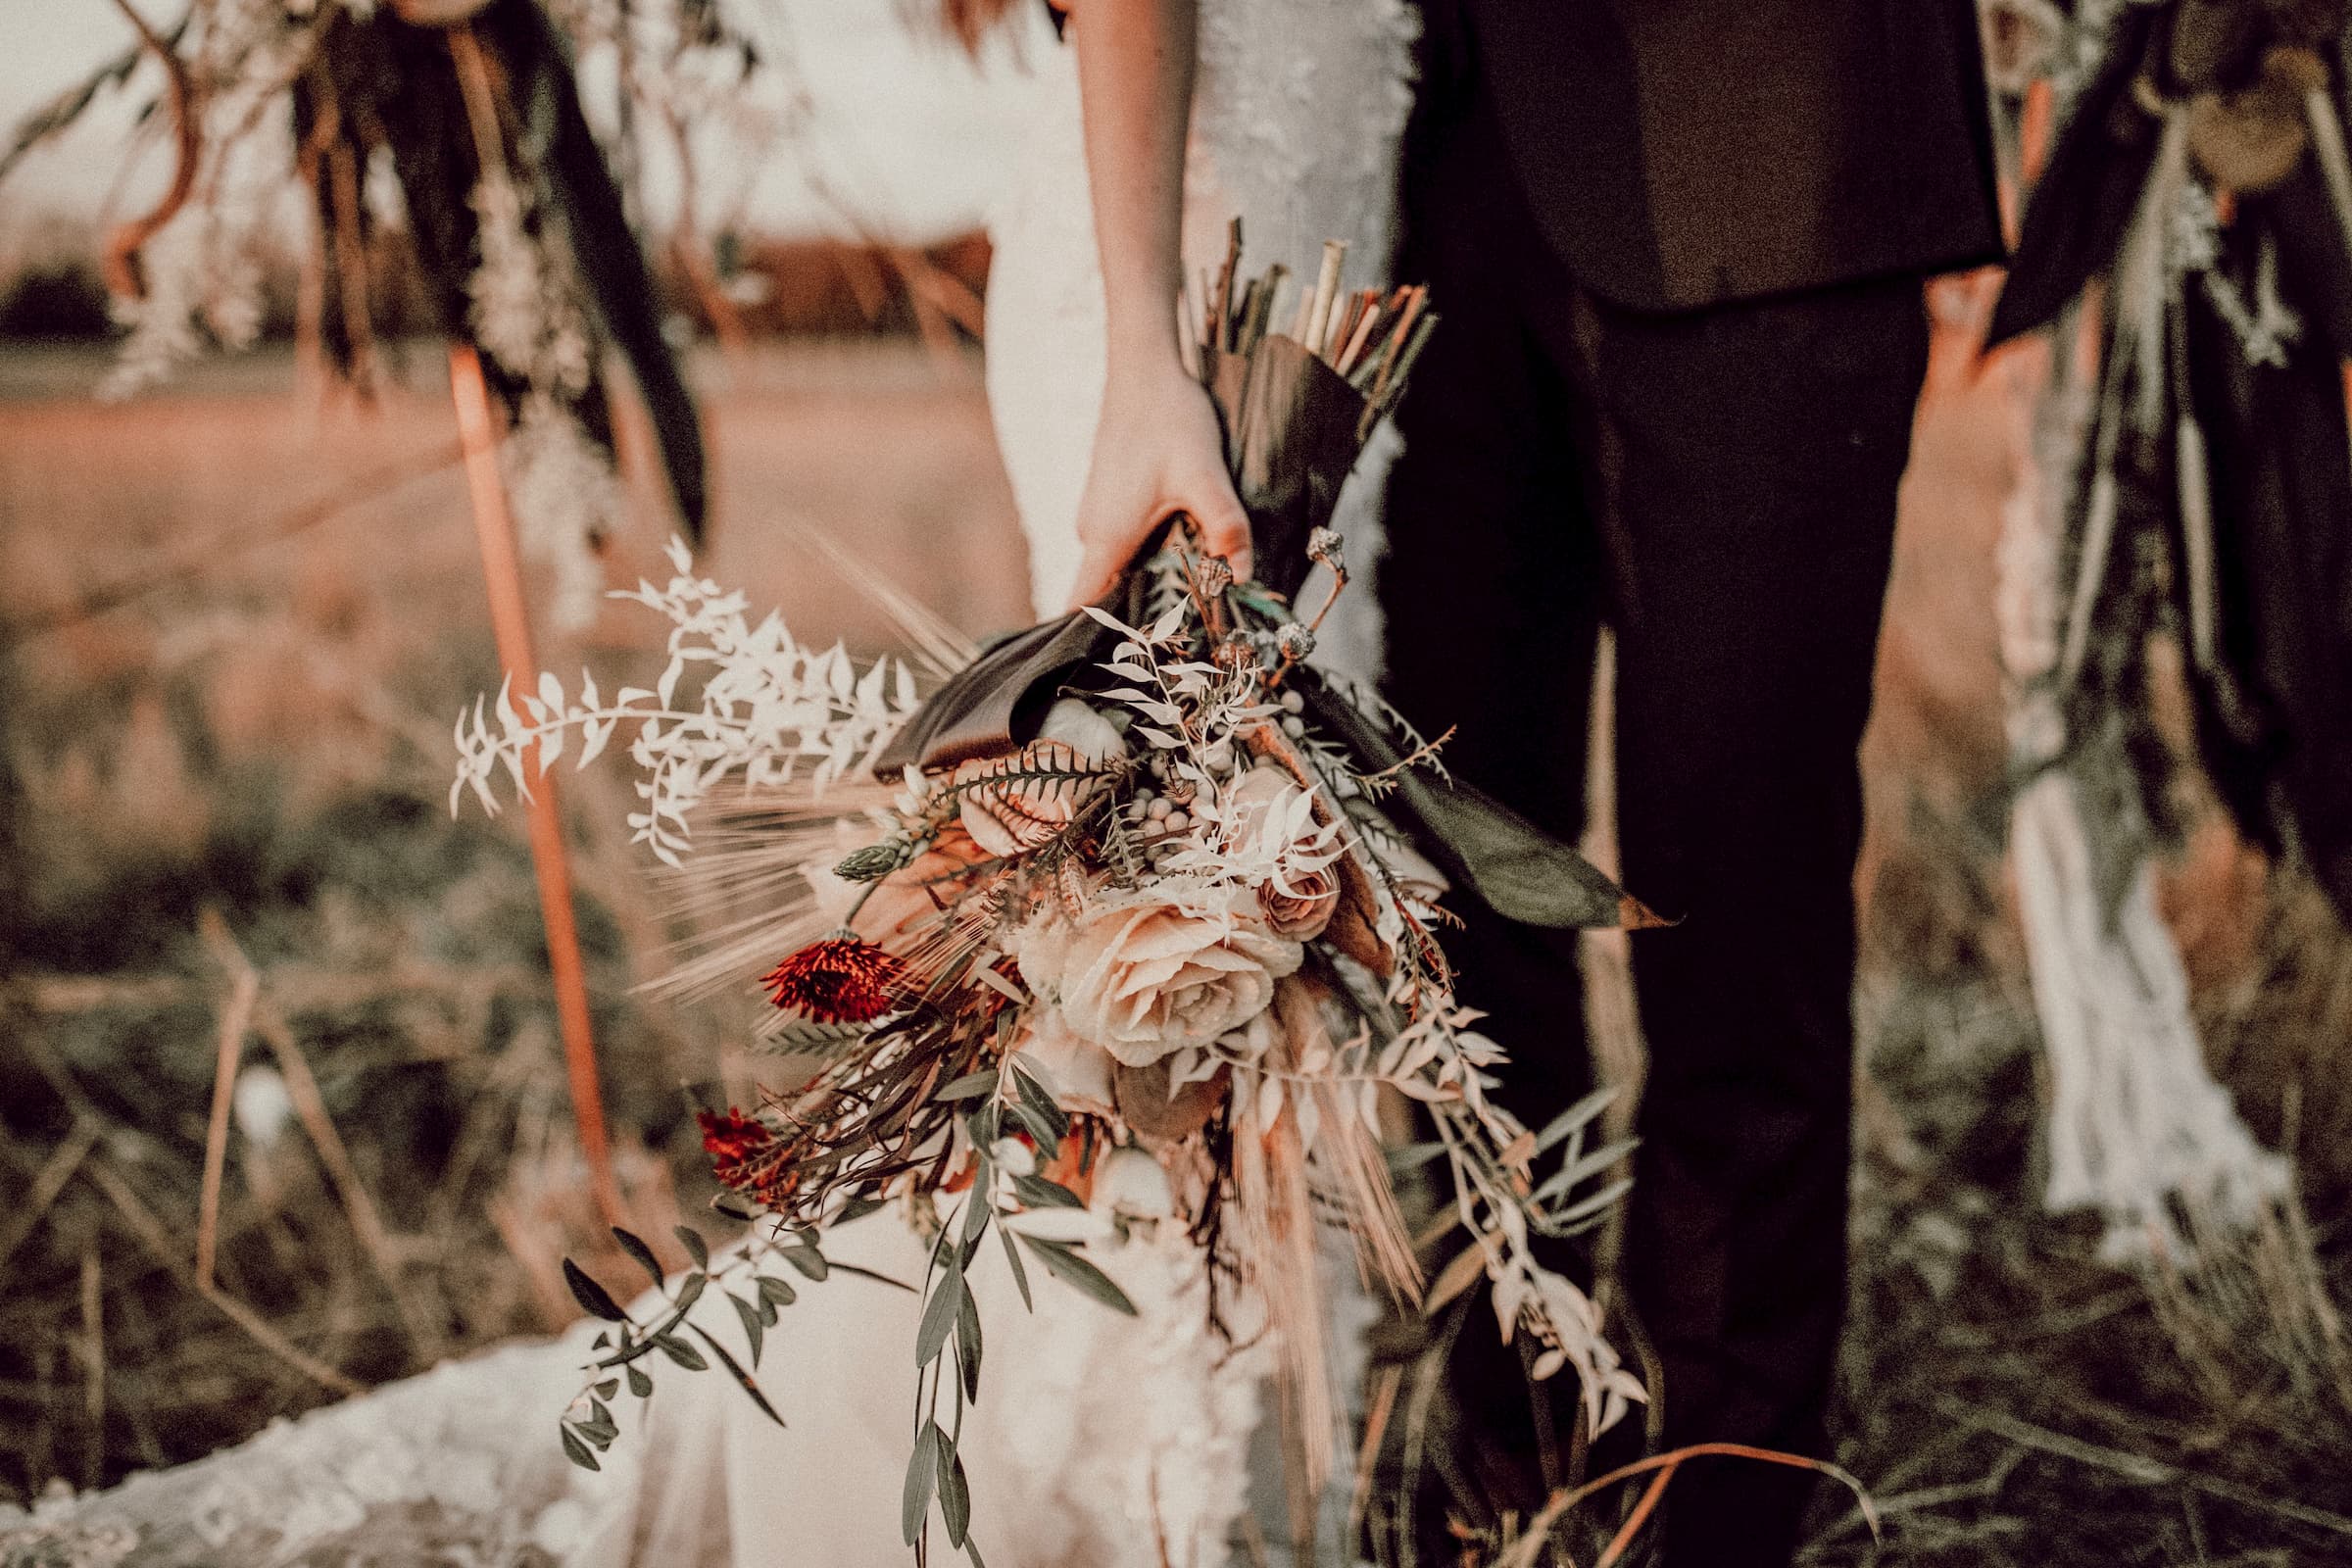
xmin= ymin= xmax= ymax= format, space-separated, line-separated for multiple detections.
xmin=1195 ymin=556 xmax=1236 ymax=596
xmin=1305 ymin=526 xmax=1344 ymax=566
xmin=1212 ymin=634 xmax=1259 ymax=673
xmin=1276 ymin=622 xmax=1317 ymax=661
xmin=832 ymin=841 xmax=909 ymax=882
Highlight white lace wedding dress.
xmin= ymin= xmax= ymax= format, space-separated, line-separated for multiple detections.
xmin=987 ymin=0 xmax=1415 ymax=677
xmin=0 ymin=7 xmax=1415 ymax=1566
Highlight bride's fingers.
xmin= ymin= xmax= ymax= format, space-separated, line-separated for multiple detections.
xmin=1065 ymin=521 xmax=1145 ymax=610
xmin=1180 ymin=470 xmax=1253 ymax=586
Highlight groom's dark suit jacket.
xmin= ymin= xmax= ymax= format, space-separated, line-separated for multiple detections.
xmin=1459 ymin=0 xmax=2005 ymax=311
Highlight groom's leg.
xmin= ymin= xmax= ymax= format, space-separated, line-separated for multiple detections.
xmin=1558 ymin=277 xmax=1929 ymax=1568
xmin=1374 ymin=54 xmax=1612 ymax=1533
xmin=1379 ymin=41 xmax=1605 ymax=1113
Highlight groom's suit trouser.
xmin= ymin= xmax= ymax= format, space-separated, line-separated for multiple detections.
xmin=1377 ymin=81 xmax=1933 ymax=1568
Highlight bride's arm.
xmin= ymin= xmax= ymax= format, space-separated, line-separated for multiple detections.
xmin=1062 ymin=0 xmax=1251 ymax=606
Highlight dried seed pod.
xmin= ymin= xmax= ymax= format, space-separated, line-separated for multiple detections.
xmin=2187 ymin=52 xmax=2313 ymax=193
xmin=1113 ymin=1058 xmax=1229 ymax=1144
xmin=832 ymin=840 xmax=910 ymax=882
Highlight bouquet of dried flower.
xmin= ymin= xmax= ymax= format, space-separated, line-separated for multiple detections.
xmin=454 ymin=235 xmax=1650 ymax=1564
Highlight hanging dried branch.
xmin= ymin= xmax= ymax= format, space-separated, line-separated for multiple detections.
xmin=100 ymin=0 xmax=204 ymax=300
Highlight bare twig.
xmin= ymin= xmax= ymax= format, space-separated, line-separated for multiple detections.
xmin=1937 ymin=1396 xmax=2352 ymax=1538
xmin=198 ymin=910 xmax=441 ymax=1357
xmin=4 ymin=959 xmax=547 ymax=1016
xmin=100 ymin=0 xmax=202 ymax=300
xmin=1499 ymin=1444 xmax=1880 ymax=1568
xmin=80 ymin=1155 xmax=364 ymax=1396
xmin=77 ymin=1247 xmax=106 ymax=1488
xmin=0 ymin=438 xmax=464 ymax=647
xmin=194 ymin=907 xmax=260 ymax=1291
xmin=0 ymin=1120 xmax=101 ymax=1279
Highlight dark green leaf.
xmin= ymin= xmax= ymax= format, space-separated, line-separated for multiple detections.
xmin=625 ymin=1363 xmax=654 ymax=1398
xmin=686 ymin=1322 xmax=784 ymax=1427
xmin=592 ymin=1331 xmax=612 ymax=1351
xmin=834 ymin=1196 xmax=888 ymax=1226
xmin=1009 ymin=1065 xmax=1068 ymax=1144
xmin=956 ymin=1284 xmax=983 ymax=1402
xmin=933 ymin=1069 xmax=1000 ymax=1102
xmin=902 ymin=1421 xmax=940 ymax=1546
xmin=825 ymin=1258 xmax=918 ymax=1293
xmin=781 ymin=1244 xmax=830 ymax=1282
xmin=674 ymin=1225 xmax=710 ymax=1270
xmin=1010 ymin=1173 xmax=1085 ymax=1210
xmin=940 ymin=1445 xmax=972 ymax=1545
xmin=965 ymin=1538 xmax=988 ymax=1568
xmin=561 ymin=1424 xmax=601 ymax=1471
xmin=1016 ymin=1236 xmax=1137 ymax=1316
xmin=521 ymin=0 xmax=708 ymax=542
xmin=998 ymin=1227 xmax=1032 ymax=1311
xmin=564 ymin=1259 xmax=627 ymax=1322
xmin=960 ymin=1189 xmax=993 ymax=1247
xmin=577 ymin=1398 xmax=618 ymax=1447
xmin=916 ymin=1272 xmax=961 ymax=1368
xmin=654 ymin=1333 xmax=709 ymax=1371
xmin=672 ymin=1272 xmax=708 ymax=1315
xmin=756 ymin=1274 xmax=799 ymax=1308
xmin=1009 ymin=1102 xmax=1061 ymax=1151
xmin=729 ymin=1291 xmax=766 ymax=1367
xmin=593 ymin=1379 xmax=619 ymax=1400
xmin=612 ymin=1227 xmax=665 ymax=1289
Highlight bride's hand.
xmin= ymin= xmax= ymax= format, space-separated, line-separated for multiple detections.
xmin=1066 ymin=362 xmax=1251 ymax=609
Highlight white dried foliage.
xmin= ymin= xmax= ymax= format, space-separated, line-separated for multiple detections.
xmin=465 ymin=175 xmax=624 ymax=630
xmin=466 ymin=176 xmax=599 ymax=399
xmin=451 ymin=537 xmax=920 ymax=865
xmin=102 ymin=0 xmax=324 ymax=398
xmin=500 ymin=395 xmax=619 ymax=631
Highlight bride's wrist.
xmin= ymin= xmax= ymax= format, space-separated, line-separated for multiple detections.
xmin=1103 ymin=304 xmax=1186 ymax=377
xmin=1102 ymin=339 xmax=1192 ymax=399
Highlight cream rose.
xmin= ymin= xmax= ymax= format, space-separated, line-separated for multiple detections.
xmin=1016 ymin=885 xmax=1301 ymax=1067
xmin=1223 ymin=766 xmax=1343 ymax=940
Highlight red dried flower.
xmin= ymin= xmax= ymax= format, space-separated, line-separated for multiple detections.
xmin=697 ymin=1106 xmax=794 ymax=1203
xmin=761 ymin=935 xmax=908 ymax=1023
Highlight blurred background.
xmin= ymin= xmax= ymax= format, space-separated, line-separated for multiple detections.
xmin=1 ymin=3 xmax=2348 ymax=1565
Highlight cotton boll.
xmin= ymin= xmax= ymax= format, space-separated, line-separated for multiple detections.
xmin=1038 ymin=698 xmax=1126 ymax=763
xmin=1090 ymin=1145 xmax=1176 ymax=1223
xmin=232 ymin=1064 xmax=293 ymax=1151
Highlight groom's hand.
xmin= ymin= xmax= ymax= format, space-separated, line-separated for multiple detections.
xmin=1067 ymin=362 xmax=1251 ymax=608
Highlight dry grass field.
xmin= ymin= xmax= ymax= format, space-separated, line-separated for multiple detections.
xmin=2 ymin=330 xmax=2348 ymax=1565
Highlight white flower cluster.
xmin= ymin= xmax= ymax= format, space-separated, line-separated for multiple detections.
xmin=450 ymin=537 xmax=919 ymax=863
xmin=104 ymin=0 xmax=334 ymax=398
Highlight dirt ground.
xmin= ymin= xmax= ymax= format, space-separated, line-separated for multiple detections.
xmin=1 ymin=332 xmax=2348 ymax=1565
